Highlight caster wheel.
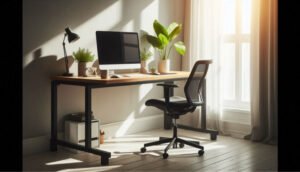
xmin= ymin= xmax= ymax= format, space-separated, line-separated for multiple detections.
xmin=163 ymin=153 xmax=169 ymax=159
xmin=210 ymin=134 xmax=217 ymax=141
xmin=198 ymin=150 xmax=204 ymax=156
xmin=173 ymin=143 xmax=178 ymax=148
xmin=179 ymin=143 xmax=184 ymax=148
xmin=141 ymin=147 xmax=146 ymax=153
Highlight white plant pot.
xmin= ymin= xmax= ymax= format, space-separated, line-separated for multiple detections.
xmin=158 ymin=59 xmax=170 ymax=73
xmin=140 ymin=60 xmax=148 ymax=73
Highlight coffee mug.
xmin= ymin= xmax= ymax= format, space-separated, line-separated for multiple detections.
xmin=100 ymin=70 xmax=109 ymax=79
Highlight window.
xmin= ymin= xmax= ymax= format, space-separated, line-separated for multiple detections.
xmin=220 ymin=0 xmax=251 ymax=110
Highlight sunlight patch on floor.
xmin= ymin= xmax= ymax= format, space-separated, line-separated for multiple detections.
xmin=203 ymin=141 xmax=228 ymax=150
xmin=115 ymin=113 xmax=135 ymax=137
xmin=104 ymin=135 xmax=158 ymax=143
xmin=58 ymin=165 xmax=122 ymax=172
xmin=94 ymin=131 xmax=215 ymax=159
xmin=46 ymin=158 xmax=83 ymax=165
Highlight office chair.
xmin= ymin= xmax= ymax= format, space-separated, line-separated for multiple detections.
xmin=140 ymin=60 xmax=212 ymax=159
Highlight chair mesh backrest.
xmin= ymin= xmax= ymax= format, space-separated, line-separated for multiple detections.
xmin=184 ymin=60 xmax=212 ymax=105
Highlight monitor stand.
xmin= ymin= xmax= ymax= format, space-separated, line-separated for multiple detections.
xmin=100 ymin=69 xmax=116 ymax=79
xmin=108 ymin=69 xmax=116 ymax=76
xmin=104 ymin=69 xmax=120 ymax=78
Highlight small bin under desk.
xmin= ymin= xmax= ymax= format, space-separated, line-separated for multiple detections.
xmin=64 ymin=119 xmax=99 ymax=153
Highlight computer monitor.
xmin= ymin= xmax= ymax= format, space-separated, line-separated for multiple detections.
xmin=96 ymin=31 xmax=141 ymax=70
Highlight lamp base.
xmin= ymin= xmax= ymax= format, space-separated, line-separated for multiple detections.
xmin=63 ymin=73 xmax=73 ymax=77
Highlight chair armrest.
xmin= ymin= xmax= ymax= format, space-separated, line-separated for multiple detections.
xmin=157 ymin=83 xmax=178 ymax=88
xmin=157 ymin=83 xmax=178 ymax=104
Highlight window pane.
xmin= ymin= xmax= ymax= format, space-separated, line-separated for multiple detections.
xmin=221 ymin=43 xmax=236 ymax=100
xmin=241 ymin=43 xmax=250 ymax=102
xmin=221 ymin=0 xmax=236 ymax=34
xmin=241 ymin=0 xmax=251 ymax=34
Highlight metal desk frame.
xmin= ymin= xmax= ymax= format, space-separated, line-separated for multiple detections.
xmin=50 ymin=72 xmax=218 ymax=165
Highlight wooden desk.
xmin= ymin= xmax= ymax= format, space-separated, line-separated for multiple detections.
xmin=50 ymin=71 xmax=218 ymax=165
xmin=51 ymin=71 xmax=190 ymax=85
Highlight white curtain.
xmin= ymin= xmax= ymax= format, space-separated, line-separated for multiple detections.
xmin=181 ymin=0 xmax=225 ymax=133
xmin=182 ymin=0 xmax=278 ymax=143
xmin=245 ymin=0 xmax=278 ymax=144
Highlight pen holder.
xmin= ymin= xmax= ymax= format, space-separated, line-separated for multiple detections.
xmin=100 ymin=70 xmax=109 ymax=79
xmin=99 ymin=130 xmax=105 ymax=144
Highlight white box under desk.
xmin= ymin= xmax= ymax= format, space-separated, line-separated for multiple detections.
xmin=64 ymin=120 xmax=99 ymax=152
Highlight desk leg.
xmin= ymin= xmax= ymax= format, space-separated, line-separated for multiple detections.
xmin=177 ymin=79 xmax=219 ymax=140
xmin=85 ymin=86 xmax=92 ymax=149
xmin=201 ymin=79 xmax=206 ymax=130
xmin=50 ymin=81 xmax=58 ymax=151
xmin=164 ymin=81 xmax=173 ymax=129
xmin=85 ymin=86 xmax=110 ymax=165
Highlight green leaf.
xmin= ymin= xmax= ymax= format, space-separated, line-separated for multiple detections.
xmin=153 ymin=20 xmax=169 ymax=39
xmin=174 ymin=41 xmax=186 ymax=55
xmin=158 ymin=33 xmax=169 ymax=47
xmin=72 ymin=47 xmax=95 ymax=62
xmin=169 ymin=24 xmax=182 ymax=41
xmin=167 ymin=22 xmax=179 ymax=35
xmin=146 ymin=35 xmax=163 ymax=49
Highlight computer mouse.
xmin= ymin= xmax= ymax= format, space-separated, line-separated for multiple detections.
xmin=110 ymin=75 xmax=121 ymax=78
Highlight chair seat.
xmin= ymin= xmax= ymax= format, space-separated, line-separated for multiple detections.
xmin=146 ymin=97 xmax=197 ymax=118
xmin=160 ymin=96 xmax=204 ymax=106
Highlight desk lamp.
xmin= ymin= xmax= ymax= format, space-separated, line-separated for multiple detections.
xmin=62 ymin=27 xmax=80 ymax=76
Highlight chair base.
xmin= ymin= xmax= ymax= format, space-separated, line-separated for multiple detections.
xmin=177 ymin=124 xmax=219 ymax=141
xmin=158 ymin=137 xmax=200 ymax=148
xmin=141 ymin=119 xmax=204 ymax=159
xmin=141 ymin=136 xmax=204 ymax=159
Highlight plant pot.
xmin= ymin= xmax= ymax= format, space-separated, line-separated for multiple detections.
xmin=158 ymin=59 xmax=170 ymax=73
xmin=78 ymin=62 xmax=87 ymax=77
xmin=140 ymin=60 xmax=148 ymax=73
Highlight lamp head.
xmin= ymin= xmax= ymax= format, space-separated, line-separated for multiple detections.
xmin=65 ymin=27 xmax=80 ymax=43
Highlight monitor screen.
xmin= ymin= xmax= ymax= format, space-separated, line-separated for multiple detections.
xmin=96 ymin=31 xmax=141 ymax=70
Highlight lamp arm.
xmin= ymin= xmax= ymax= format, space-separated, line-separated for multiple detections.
xmin=62 ymin=33 xmax=67 ymax=43
xmin=62 ymin=34 xmax=69 ymax=74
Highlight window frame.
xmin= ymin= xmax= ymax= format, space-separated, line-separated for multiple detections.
xmin=221 ymin=0 xmax=251 ymax=111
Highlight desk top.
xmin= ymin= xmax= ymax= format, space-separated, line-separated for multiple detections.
xmin=51 ymin=71 xmax=190 ymax=85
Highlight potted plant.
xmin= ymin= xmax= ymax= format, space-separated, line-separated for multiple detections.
xmin=73 ymin=48 xmax=95 ymax=77
xmin=145 ymin=20 xmax=186 ymax=73
xmin=139 ymin=30 xmax=153 ymax=73
xmin=150 ymin=66 xmax=156 ymax=74
xmin=140 ymin=48 xmax=153 ymax=73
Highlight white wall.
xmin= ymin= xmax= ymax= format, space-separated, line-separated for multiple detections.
xmin=23 ymin=0 xmax=185 ymax=143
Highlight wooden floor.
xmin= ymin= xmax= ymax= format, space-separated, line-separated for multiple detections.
xmin=23 ymin=129 xmax=277 ymax=171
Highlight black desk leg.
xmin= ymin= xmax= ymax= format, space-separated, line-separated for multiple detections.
xmin=85 ymin=86 xmax=110 ymax=165
xmin=201 ymin=79 xmax=207 ymax=130
xmin=177 ymin=78 xmax=219 ymax=140
xmin=50 ymin=81 xmax=58 ymax=151
xmin=201 ymin=79 xmax=217 ymax=140
xmin=101 ymin=158 xmax=109 ymax=166
xmin=85 ymin=86 xmax=92 ymax=149
xmin=163 ymin=81 xmax=173 ymax=129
